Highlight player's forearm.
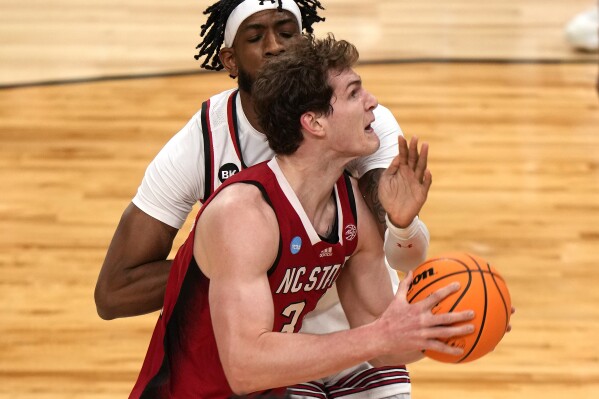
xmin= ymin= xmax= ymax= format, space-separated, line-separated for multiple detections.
xmin=94 ymin=259 xmax=171 ymax=319
xmin=358 ymin=169 xmax=387 ymax=237
xmin=222 ymin=322 xmax=388 ymax=395
xmin=383 ymin=215 xmax=430 ymax=273
xmin=95 ymin=202 xmax=178 ymax=319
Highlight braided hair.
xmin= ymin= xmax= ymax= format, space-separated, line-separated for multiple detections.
xmin=194 ymin=0 xmax=325 ymax=71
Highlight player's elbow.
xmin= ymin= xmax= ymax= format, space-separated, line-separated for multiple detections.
xmin=224 ymin=367 xmax=256 ymax=396
xmin=222 ymin=357 xmax=261 ymax=395
xmin=227 ymin=378 xmax=253 ymax=396
xmin=94 ymin=280 xmax=119 ymax=320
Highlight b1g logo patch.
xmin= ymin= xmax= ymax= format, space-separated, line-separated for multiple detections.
xmin=344 ymin=224 xmax=357 ymax=241
xmin=218 ymin=163 xmax=240 ymax=183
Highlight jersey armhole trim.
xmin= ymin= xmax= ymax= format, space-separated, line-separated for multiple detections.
xmin=200 ymin=100 xmax=213 ymax=202
xmin=343 ymin=172 xmax=358 ymax=225
xmin=227 ymin=90 xmax=247 ymax=169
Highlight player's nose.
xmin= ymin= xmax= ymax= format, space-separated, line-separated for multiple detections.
xmin=264 ymin=32 xmax=285 ymax=56
xmin=365 ymin=90 xmax=378 ymax=111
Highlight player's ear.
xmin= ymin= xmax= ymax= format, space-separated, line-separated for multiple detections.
xmin=300 ymin=112 xmax=325 ymax=138
xmin=219 ymin=47 xmax=238 ymax=78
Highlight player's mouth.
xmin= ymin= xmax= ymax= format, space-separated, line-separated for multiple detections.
xmin=364 ymin=118 xmax=375 ymax=134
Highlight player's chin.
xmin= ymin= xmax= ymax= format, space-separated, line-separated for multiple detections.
xmin=361 ymin=133 xmax=380 ymax=156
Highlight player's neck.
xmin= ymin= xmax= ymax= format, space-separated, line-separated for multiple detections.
xmin=275 ymin=155 xmax=343 ymax=224
xmin=238 ymin=89 xmax=263 ymax=132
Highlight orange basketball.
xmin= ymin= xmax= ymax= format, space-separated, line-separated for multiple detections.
xmin=406 ymin=252 xmax=511 ymax=363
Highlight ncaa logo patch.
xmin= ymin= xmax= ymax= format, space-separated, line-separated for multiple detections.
xmin=290 ymin=236 xmax=302 ymax=255
xmin=344 ymin=224 xmax=357 ymax=241
xmin=218 ymin=163 xmax=240 ymax=183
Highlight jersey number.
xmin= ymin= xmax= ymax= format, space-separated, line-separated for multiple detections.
xmin=280 ymin=301 xmax=306 ymax=333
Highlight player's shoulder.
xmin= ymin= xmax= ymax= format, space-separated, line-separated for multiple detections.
xmin=198 ymin=182 xmax=279 ymax=261
xmin=214 ymin=182 xmax=264 ymax=205
xmin=189 ymin=88 xmax=237 ymax=120
xmin=205 ymin=182 xmax=275 ymax=225
xmin=180 ymin=88 xmax=238 ymax=141
xmin=195 ymin=181 xmax=279 ymax=277
xmin=209 ymin=88 xmax=237 ymax=105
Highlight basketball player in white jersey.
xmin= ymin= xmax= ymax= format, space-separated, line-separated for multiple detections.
xmin=96 ymin=1 xmax=431 ymax=398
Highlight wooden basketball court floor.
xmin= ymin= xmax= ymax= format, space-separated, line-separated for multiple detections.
xmin=1 ymin=1 xmax=598 ymax=398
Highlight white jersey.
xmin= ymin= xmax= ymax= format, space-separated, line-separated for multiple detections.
xmin=133 ymin=87 xmax=423 ymax=398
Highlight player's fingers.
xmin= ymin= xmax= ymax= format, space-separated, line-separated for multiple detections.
xmin=506 ymin=306 xmax=515 ymax=332
xmin=383 ymin=154 xmax=401 ymax=176
xmin=407 ymin=136 xmax=419 ymax=170
xmin=396 ymin=270 xmax=413 ymax=300
xmin=397 ymin=136 xmax=409 ymax=166
xmin=423 ymin=169 xmax=432 ymax=190
xmin=430 ymin=310 xmax=475 ymax=327
xmin=423 ymin=339 xmax=465 ymax=356
xmin=414 ymin=142 xmax=429 ymax=182
xmin=425 ymin=323 xmax=475 ymax=339
xmin=419 ymin=281 xmax=461 ymax=309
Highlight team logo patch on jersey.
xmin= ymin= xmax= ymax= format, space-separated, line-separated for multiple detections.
xmin=218 ymin=163 xmax=240 ymax=182
xmin=344 ymin=224 xmax=357 ymax=241
xmin=319 ymin=247 xmax=333 ymax=258
xmin=290 ymin=236 xmax=302 ymax=254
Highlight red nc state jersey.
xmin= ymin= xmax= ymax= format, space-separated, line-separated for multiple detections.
xmin=129 ymin=158 xmax=359 ymax=399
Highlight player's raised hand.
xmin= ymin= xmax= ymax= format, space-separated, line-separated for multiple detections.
xmin=378 ymin=136 xmax=432 ymax=227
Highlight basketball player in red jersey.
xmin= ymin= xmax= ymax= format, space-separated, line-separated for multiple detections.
xmin=129 ymin=34 xmax=475 ymax=399
xmin=97 ymin=1 xmax=434 ymax=397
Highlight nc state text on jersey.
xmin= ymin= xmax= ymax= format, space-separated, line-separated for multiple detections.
xmin=276 ymin=264 xmax=343 ymax=294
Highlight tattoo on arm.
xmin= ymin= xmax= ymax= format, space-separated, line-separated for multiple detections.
xmin=358 ymin=169 xmax=386 ymax=238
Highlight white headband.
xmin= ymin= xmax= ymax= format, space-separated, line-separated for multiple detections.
xmin=224 ymin=0 xmax=303 ymax=47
